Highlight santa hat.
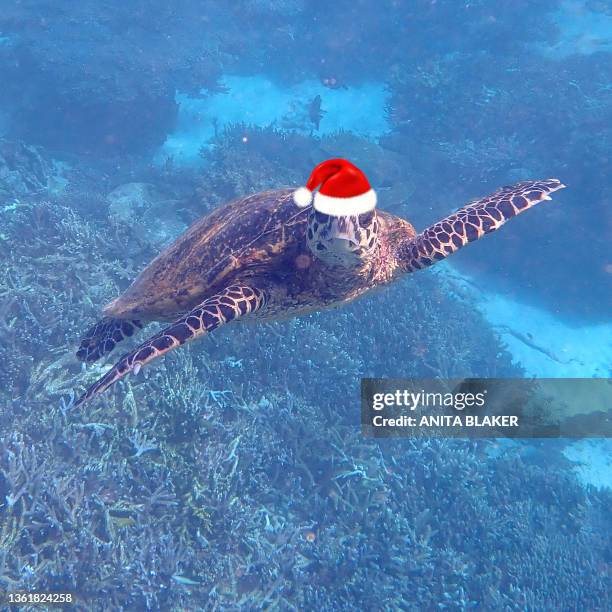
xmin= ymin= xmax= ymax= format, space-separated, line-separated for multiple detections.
xmin=293 ymin=158 xmax=377 ymax=216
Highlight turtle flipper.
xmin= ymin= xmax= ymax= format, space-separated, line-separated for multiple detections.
xmin=76 ymin=317 xmax=144 ymax=363
xmin=398 ymin=179 xmax=566 ymax=272
xmin=74 ymin=285 xmax=267 ymax=407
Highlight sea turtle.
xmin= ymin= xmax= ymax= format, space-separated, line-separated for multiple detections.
xmin=74 ymin=158 xmax=565 ymax=406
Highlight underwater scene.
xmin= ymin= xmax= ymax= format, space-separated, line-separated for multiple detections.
xmin=0 ymin=0 xmax=611 ymax=609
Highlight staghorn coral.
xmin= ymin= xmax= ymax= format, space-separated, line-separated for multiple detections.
xmin=106 ymin=182 xmax=187 ymax=248
xmin=196 ymin=124 xmax=315 ymax=206
xmin=0 ymin=189 xmax=158 ymax=416
xmin=3 ymin=391 xmax=610 ymax=610
xmin=0 ymin=126 xmax=608 ymax=610
xmin=0 ymin=138 xmax=66 ymax=202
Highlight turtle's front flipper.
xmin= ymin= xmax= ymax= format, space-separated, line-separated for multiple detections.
xmin=76 ymin=317 xmax=144 ymax=363
xmin=398 ymin=179 xmax=566 ymax=272
xmin=74 ymin=285 xmax=267 ymax=407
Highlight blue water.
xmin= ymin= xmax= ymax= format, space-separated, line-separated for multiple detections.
xmin=0 ymin=1 xmax=610 ymax=609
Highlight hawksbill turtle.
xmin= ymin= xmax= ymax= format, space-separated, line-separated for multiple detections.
xmin=74 ymin=159 xmax=565 ymax=406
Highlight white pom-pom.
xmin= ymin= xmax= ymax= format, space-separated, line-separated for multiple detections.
xmin=293 ymin=187 xmax=312 ymax=208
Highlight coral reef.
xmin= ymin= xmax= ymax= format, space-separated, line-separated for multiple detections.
xmin=0 ymin=1 xmax=222 ymax=153
xmin=107 ymin=183 xmax=187 ymax=248
xmin=197 ymin=126 xmax=414 ymax=215
xmin=385 ymin=45 xmax=612 ymax=321
xmin=0 ymin=0 xmax=560 ymax=155
xmin=2 ymin=391 xmax=610 ymax=609
xmin=0 ymin=138 xmax=66 ymax=202
xmin=197 ymin=124 xmax=315 ymax=204
xmin=0 ymin=131 xmax=609 ymax=610
xmin=0 ymin=1 xmax=610 ymax=606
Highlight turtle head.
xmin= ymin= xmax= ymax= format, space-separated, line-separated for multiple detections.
xmin=306 ymin=208 xmax=379 ymax=268
xmin=295 ymin=158 xmax=379 ymax=268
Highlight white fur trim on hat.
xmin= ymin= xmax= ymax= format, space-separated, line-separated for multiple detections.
xmin=313 ymin=189 xmax=377 ymax=216
xmin=293 ymin=187 xmax=313 ymax=207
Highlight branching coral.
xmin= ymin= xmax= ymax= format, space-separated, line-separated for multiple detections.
xmin=0 ymin=113 xmax=608 ymax=611
xmin=0 ymin=138 xmax=66 ymax=201
xmin=196 ymin=124 xmax=314 ymax=206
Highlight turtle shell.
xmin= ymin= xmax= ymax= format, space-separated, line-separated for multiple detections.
xmin=103 ymin=189 xmax=307 ymax=320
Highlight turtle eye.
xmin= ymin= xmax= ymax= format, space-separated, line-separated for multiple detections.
xmin=358 ymin=210 xmax=375 ymax=225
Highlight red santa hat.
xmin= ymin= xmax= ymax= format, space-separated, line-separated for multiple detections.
xmin=293 ymin=158 xmax=377 ymax=216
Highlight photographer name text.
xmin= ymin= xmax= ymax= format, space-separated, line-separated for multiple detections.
xmin=372 ymin=414 xmax=519 ymax=428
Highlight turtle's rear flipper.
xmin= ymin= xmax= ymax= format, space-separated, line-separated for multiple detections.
xmin=76 ymin=317 xmax=144 ymax=363
xmin=74 ymin=285 xmax=267 ymax=407
xmin=398 ymin=179 xmax=566 ymax=271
